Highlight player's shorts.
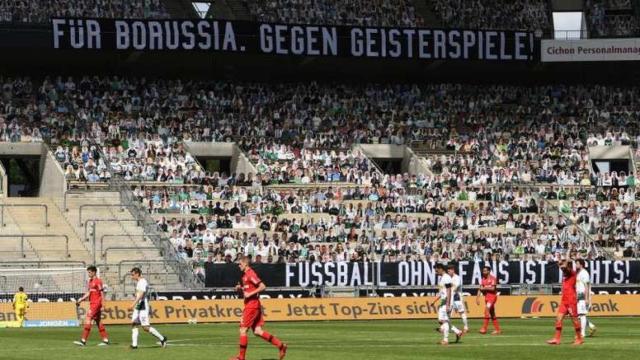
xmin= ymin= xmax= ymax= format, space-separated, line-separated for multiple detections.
xmin=241 ymin=306 xmax=265 ymax=330
xmin=577 ymin=300 xmax=589 ymax=315
xmin=452 ymin=300 xmax=466 ymax=314
xmin=558 ymin=301 xmax=578 ymax=317
xmin=485 ymin=298 xmax=497 ymax=310
xmin=132 ymin=309 xmax=151 ymax=327
xmin=87 ymin=306 xmax=102 ymax=321
xmin=14 ymin=305 xmax=26 ymax=317
xmin=438 ymin=305 xmax=450 ymax=322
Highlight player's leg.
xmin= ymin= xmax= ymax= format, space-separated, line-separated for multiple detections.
xmin=74 ymin=311 xmax=94 ymax=346
xmin=131 ymin=310 xmax=140 ymax=349
xmin=15 ymin=306 xmax=25 ymax=323
xmin=458 ymin=301 xmax=469 ymax=333
xmin=578 ymin=300 xmax=588 ymax=338
xmin=489 ymin=303 xmax=500 ymax=334
xmin=438 ymin=306 xmax=450 ymax=345
xmin=254 ymin=326 xmax=287 ymax=359
xmin=229 ymin=326 xmax=249 ymax=360
xmin=480 ymin=301 xmax=490 ymax=334
xmin=569 ymin=304 xmax=583 ymax=344
xmin=448 ymin=308 xmax=462 ymax=342
xmin=95 ymin=317 xmax=110 ymax=345
xmin=252 ymin=310 xmax=287 ymax=359
xmin=547 ymin=306 xmax=566 ymax=344
xmin=587 ymin=316 xmax=597 ymax=336
xmin=140 ymin=310 xmax=167 ymax=348
xmin=231 ymin=307 xmax=255 ymax=360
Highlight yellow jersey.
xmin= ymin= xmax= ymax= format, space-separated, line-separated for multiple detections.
xmin=13 ymin=292 xmax=28 ymax=307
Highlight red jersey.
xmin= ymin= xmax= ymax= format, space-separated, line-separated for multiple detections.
xmin=481 ymin=275 xmax=498 ymax=302
xmin=241 ymin=268 xmax=262 ymax=309
xmin=561 ymin=270 xmax=577 ymax=304
xmin=88 ymin=277 xmax=104 ymax=307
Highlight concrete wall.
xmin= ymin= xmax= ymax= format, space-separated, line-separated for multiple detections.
xmin=0 ymin=158 xmax=6 ymax=197
xmin=551 ymin=0 xmax=583 ymax=11
xmin=358 ymin=144 xmax=406 ymax=159
xmin=185 ymin=142 xmax=257 ymax=175
xmin=232 ymin=145 xmax=257 ymax=175
xmin=403 ymin=147 xmax=433 ymax=176
xmin=0 ymin=142 xmax=43 ymax=156
xmin=38 ymin=146 xmax=66 ymax=199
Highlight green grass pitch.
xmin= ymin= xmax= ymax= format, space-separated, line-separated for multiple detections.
xmin=0 ymin=318 xmax=637 ymax=360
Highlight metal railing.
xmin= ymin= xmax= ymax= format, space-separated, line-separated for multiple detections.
xmin=102 ymin=246 xmax=161 ymax=263
xmin=0 ymin=235 xmax=69 ymax=258
xmin=99 ymin=234 xmax=148 ymax=258
xmin=116 ymin=260 xmax=187 ymax=295
xmin=92 ymin=143 xmax=203 ymax=289
xmin=0 ymin=204 xmax=50 ymax=227
xmin=63 ymin=188 xmax=117 ymax=212
xmin=79 ymin=204 xmax=140 ymax=227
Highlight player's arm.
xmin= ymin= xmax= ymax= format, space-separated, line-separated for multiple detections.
xmin=12 ymin=294 xmax=16 ymax=309
xmin=476 ymin=285 xmax=483 ymax=305
xmin=129 ymin=289 xmax=144 ymax=310
xmin=244 ymin=281 xmax=266 ymax=299
xmin=445 ymin=284 xmax=452 ymax=311
xmin=76 ymin=291 xmax=90 ymax=304
xmin=585 ymin=281 xmax=591 ymax=308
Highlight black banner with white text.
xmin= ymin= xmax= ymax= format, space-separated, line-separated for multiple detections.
xmin=51 ymin=18 xmax=536 ymax=61
xmin=205 ymin=260 xmax=639 ymax=288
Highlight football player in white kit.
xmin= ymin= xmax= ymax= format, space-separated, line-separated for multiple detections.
xmin=129 ymin=267 xmax=168 ymax=349
xmin=435 ymin=263 xmax=463 ymax=345
xmin=447 ymin=264 xmax=469 ymax=334
xmin=575 ymin=260 xmax=597 ymax=337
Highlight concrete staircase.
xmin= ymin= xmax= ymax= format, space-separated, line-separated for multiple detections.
xmin=55 ymin=191 xmax=187 ymax=296
xmin=0 ymin=197 xmax=89 ymax=262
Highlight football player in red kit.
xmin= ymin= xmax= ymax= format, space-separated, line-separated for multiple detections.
xmin=230 ymin=256 xmax=287 ymax=360
xmin=476 ymin=266 xmax=501 ymax=335
xmin=74 ymin=266 xmax=109 ymax=346
xmin=547 ymin=260 xmax=583 ymax=345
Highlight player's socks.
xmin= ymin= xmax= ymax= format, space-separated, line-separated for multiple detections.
xmin=481 ymin=317 xmax=490 ymax=332
xmin=149 ymin=327 xmax=164 ymax=341
xmin=82 ymin=325 xmax=91 ymax=342
xmin=132 ymin=328 xmax=139 ymax=347
xmin=572 ymin=317 xmax=582 ymax=337
xmin=160 ymin=336 xmax=168 ymax=348
xmin=279 ymin=343 xmax=288 ymax=360
xmin=239 ymin=334 xmax=248 ymax=360
xmin=259 ymin=331 xmax=283 ymax=348
xmin=553 ymin=320 xmax=563 ymax=340
xmin=98 ymin=323 xmax=108 ymax=341
xmin=461 ymin=313 xmax=469 ymax=332
xmin=442 ymin=322 xmax=450 ymax=342
xmin=580 ymin=316 xmax=587 ymax=338
xmin=492 ymin=318 xmax=501 ymax=332
xmin=451 ymin=326 xmax=462 ymax=335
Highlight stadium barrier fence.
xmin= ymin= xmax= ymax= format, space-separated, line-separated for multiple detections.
xmin=3 ymin=295 xmax=637 ymax=326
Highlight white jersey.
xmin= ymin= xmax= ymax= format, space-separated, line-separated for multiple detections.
xmin=438 ymin=273 xmax=453 ymax=302
xmin=135 ymin=278 xmax=150 ymax=311
xmin=576 ymin=269 xmax=590 ymax=299
xmin=450 ymin=274 xmax=464 ymax=302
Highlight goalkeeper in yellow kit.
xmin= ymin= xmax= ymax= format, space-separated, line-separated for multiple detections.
xmin=12 ymin=287 xmax=28 ymax=324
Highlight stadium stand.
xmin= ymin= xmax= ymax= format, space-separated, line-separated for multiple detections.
xmin=0 ymin=0 xmax=170 ymax=23
xmin=585 ymin=0 xmax=639 ymax=37
xmin=2 ymin=75 xmax=639 ymax=291
xmin=430 ymin=0 xmax=552 ymax=31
